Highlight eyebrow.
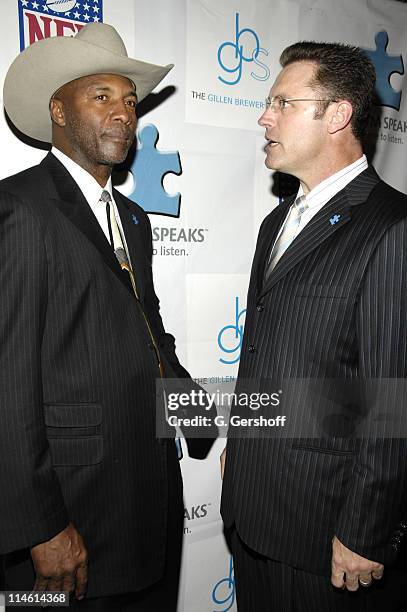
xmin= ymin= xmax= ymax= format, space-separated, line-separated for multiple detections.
xmin=269 ymin=92 xmax=290 ymax=99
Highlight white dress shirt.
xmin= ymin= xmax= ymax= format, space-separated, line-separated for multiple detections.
xmin=51 ymin=147 xmax=131 ymax=257
xmin=274 ymin=155 xmax=368 ymax=245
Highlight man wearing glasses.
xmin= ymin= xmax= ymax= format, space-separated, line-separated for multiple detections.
xmin=221 ymin=41 xmax=407 ymax=611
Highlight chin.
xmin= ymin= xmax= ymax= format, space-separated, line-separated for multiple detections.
xmin=99 ymin=146 xmax=130 ymax=166
xmin=265 ymin=157 xmax=281 ymax=171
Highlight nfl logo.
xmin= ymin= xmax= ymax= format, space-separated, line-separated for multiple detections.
xmin=18 ymin=0 xmax=104 ymax=51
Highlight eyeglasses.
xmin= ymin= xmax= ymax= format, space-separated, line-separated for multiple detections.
xmin=265 ymin=95 xmax=338 ymax=112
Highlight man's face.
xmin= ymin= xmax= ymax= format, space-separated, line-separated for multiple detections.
xmin=258 ymin=61 xmax=331 ymax=179
xmin=52 ymin=73 xmax=137 ymax=172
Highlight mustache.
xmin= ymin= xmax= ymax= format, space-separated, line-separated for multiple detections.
xmin=102 ymin=128 xmax=134 ymax=140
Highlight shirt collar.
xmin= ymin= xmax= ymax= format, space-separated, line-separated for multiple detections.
xmin=51 ymin=147 xmax=113 ymax=205
xmin=297 ymin=155 xmax=368 ymax=208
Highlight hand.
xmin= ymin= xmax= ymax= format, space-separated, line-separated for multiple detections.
xmin=331 ymin=535 xmax=384 ymax=591
xmin=220 ymin=447 xmax=226 ymax=479
xmin=30 ymin=523 xmax=88 ymax=600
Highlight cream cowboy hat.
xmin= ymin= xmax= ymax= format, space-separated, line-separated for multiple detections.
xmin=3 ymin=22 xmax=173 ymax=143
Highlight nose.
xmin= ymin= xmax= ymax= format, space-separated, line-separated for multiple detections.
xmin=111 ymin=99 xmax=135 ymax=125
xmin=258 ymin=106 xmax=276 ymax=128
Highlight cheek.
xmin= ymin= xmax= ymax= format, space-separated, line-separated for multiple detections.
xmin=68 ymin=113 xmax=98 ymax=144
xmin=280 ymin=121 xmax=304 ymax=152
xmin=291 ymin=122 xmax=322 ymax=155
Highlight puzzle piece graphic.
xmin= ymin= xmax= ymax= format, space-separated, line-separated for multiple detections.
xmin=363 ymin=31 xmax=404 ymax=111
xmin=128 ymin=124 xmax=182 ymax=217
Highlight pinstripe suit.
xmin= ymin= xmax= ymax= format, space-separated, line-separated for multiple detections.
xmin=221 ymin=167 xmax=407 ymax=605
xmin=0 ymin=152 xmax=187 ymax=599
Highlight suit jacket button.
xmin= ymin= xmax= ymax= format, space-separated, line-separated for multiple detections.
xmin=256 ymin=303 xmax=264 ymax=312
xmin=248 ymin=344 xmax=256 ymax=353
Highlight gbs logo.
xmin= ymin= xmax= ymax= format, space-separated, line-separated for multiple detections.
xmin=218 ymin=297 xmax=246 ymax=365
xmin=211 ymin=555 xmax=235 ymax=611
xmin=217 ymin=13 xmax=270 ymax=85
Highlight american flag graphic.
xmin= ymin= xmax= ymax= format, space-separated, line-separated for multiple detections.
xmin=18 ymin=0 xmax=104 ymax=51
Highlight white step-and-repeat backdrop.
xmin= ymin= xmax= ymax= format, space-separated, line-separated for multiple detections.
xmin=0 ymin=1 xmax=406 ymax=610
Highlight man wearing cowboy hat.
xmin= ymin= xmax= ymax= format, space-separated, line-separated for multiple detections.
xmin=0 ymin=22 xmax=194 ymax=611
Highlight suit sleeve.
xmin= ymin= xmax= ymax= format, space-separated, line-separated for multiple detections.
xmin=335 ymin=217 xmax=407 ymax=563
xmin=138 ymin=209 xmax=217 ymax=454
xmin=137 ymin=209 xmax=190 ymax=378
xmin=0 ymin=192 xmax=69 ymax=554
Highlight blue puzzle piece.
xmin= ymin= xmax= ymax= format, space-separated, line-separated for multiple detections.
xmin=128 ymin=124 xmax=182 ymax=217
xmin=363 ymin=31 xmax=404 ymax=111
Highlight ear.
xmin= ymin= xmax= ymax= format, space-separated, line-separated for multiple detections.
xmin=49 ymin=98 xmax=66 ymax=127
xmin=327 ymin=100 xmax=353 ymax=135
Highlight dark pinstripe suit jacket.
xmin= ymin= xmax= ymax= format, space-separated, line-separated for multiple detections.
xmin=0 ymin=152 xmax=189 ymax=596
xmin=221 ymin=166 xmax=407 ymax=575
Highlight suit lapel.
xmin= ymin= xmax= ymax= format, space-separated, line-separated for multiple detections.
xmin=40 ymin=153 xmax=134 ymax=297
xmin=259 ymin=166 xmax=381 ymax=297
xmin=254 ymin=196 xmax=294 ymax=292
xmin=114 ymin=189 xmax=146 ymax=302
